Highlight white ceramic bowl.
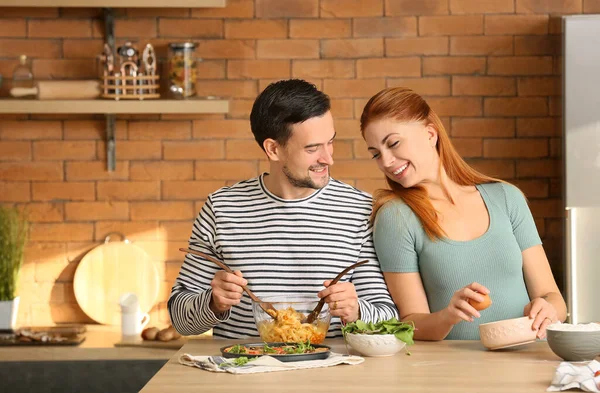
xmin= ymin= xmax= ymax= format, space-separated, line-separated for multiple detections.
xmin=479 ymin=316 xmax=537 ymax=350
xmin=344 ymin=333 xmax=406 ymax=357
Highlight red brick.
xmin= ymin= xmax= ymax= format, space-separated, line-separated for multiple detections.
xmin=387 ymin=77 xmax=450 ymax=96
xmin=484 ymin=139 xmax=548 ymax=158
xmin=163 ymin=141 xmax=224 ymax=160
xmin=292 ymin=60 xmax=354 ymax=79
xmin=95 ymin=221 xmax=159 ymax=241
xmin=516 ymin=159 xmax=560 ymax=178
xmin=386 ymin=37 xmax=448 ymax=56
xmin=419 ymin=16 xmax=483 ymax=36
xmin=197 ymin=40 xmax=256 ymax=59
xmin=511 ymin=179 xmax=549 ymax=199
xmin=549 ymin=138 xmax=561 ymax=158
xmin=528 ymin=199 xmax=563 ymax=219
xmin=0 ymin=39 xmax=61 ymax=58
xmin=488 ymin=56 xmax=553 ymax=76
xmin=353 ymin=140 xmax=373 ymax=159
xmin=228 ymin=60 xmax=290 ymax=79
xmin=452 ymin=76 xmax=516 ymax=96
xmin=18 ymin=202 xmax=64 ymax=222
xmin=130 ymin=162 xmax=193 ymax=181
xmin=33 ymin=141 xmax=95 ymax=161
xmin=64 ymin=120 xmax=127 ymax=140
xmin=322 ymin=38 xmax=384 ymax=58
xmin=130 ymin=201 xmax=195 ymax=220
xmin=60 ymin=8 xmax=105 ymax=17
xmin=158 ymin=221 xmax=192 ymax=241
xmin=452 ymin=118 xmax=515 ymax=138
xmin=256 ymin=0 xmax=319 ymax=17
xmin=192 ymin=0 xmax=254 ymax=17
xmin=0 ymin=141 xmax=30 ymax=161
xmin=386 ymin=0 xmax=448 ymax=15
xmin=30 ymin=223 xmax=93 ymax=242
xmin=225 ymin=20 xmax=287 ymax=39
xmin=423 ymin=57 xmax=486 ymax=75
xmin=162 ymin=180 xmax=225 ymax=200
xmin=485 ymin=15 xmax=549 ymax=35
xmin=484 ymin=97 xmax=547 ymax=117
xmin=228 ymin=99 xmax=254 ymax=119
xmin=1 ymin=8 xmax=57 ymax=18
xmin=549 ymin=97 xmax=562 ymax=116
xmin=516 ymin=0 xmax=582 ymax=14
xmin=192 ymin=120 xmax=251 ymax=139
xmin=97 ymin=181 xmax=160 ymax=201
xmin=0 ymin=162 xmax=62 ymax=181
xmin=334 ymin=119 xmax=362 ymax=140
xmin=515 ymin=36 xmax=561 ymax=56
xmin=549 ymin=178 xmax=562 ymax=198
xmin=32 ymin=59 xmax=97 ymax=79
xmin=450 ymin=0 xmax=514 ymax=13
xmin=97 ymin=141 xmax=161 ymax=161
xmin=450 ymin=36 xmax=513 ymax=56
xmin=518 ymin=77 xmax=561 ymax=96
xmin=0 ymin=182 xmax=30 ymax=202
xmin=65 ymin=201 xmax=129 ymax=221
xmin=28 ymin=19 xmax=92 ymax=38
xmin=128 ymin=121 xmax=191 ymax=140
xmin=62 ymin=39 xmax=104 ymax=58
xmin=357 ymin=58 xmax=421 ymax=78
xmin=452 ymin=138 xmax=482 ymax=157
xmin=290 ymin=20 xmax=351 ymax=39
xmin=425 ymin=97 xmax=482 ymax=116
xmin=324 ymin=79 xmax=387 ymax=98
xmin=159 ymin=19 xmax=222 ymax=38
xmin=544 ymin=218 xmax=563 ymax=238
xmin=257 ymin=40 xmax=319 ymax=59
xmin=126 ymin=8 xmax=189 ymax=17
xmin=534 ymin=217 xmax=546 ymax=237
xmin=332 ymin=140 xmax=354 ymax=159
xmin=355 ymin=178 xmax=388 ymax=195
xmin=517 ymin=118 xmax=560 ymax=137
xmin=32 ymin=182 xmax=95 ymax=201
xmin=321 ymin=0 xmax=383 ymax=17
xmin=114 ymin=18 xmax=158 ymax=38
xmin=195 ymin=81 xmax=258 ymax=99
xmin=194 ymin=161 xmax=257 ymax=181
xmin=353 ymin=17 xmax=417 ymax=37
xmin=465 ymin=159 xmax=515 ymax=179
xmin=225 ymin=140 xmax=266 ymax=160
xmin=196 ymin=60 xmax=226 ymax=80
xmin=330 ymin=99 xmax=355 ymax=119
xmin=331 ymin=160 xmax=380 ymax=179
xmin=66 ymin=161 xmax=129 ymax=181
xmin=584 ymin=0 xmax=600 ymax=12
xmin=0 ymin=19 xmax=26 ymax=37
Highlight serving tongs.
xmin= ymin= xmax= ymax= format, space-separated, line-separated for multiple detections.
xmin=179 ymin=248 xmax=278 ymax=318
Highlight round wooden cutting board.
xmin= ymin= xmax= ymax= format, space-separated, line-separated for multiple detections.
xmin=73 ymin=237 xmax=159 ymax=325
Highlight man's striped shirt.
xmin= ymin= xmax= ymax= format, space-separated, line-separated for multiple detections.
xmin=168 ymin=174 xmax=398 ymax=339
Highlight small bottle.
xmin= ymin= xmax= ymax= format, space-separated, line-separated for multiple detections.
xmin=12 ymin=55 xmax=35 ymax=98
xmin=167 ymin=42 xmax=197 ymax=99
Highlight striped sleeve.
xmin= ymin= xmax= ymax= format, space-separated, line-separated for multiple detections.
xmin=168 ymin=197 xmax=231 ymax=335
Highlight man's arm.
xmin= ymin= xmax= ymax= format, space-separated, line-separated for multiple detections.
xmin=168 ymin=197 xmax=230 ymax=335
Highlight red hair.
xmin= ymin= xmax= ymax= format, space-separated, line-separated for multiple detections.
xmin=360 ymin=87 xmax=502 ymax=240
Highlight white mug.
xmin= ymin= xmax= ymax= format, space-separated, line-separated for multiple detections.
xmin=121 ymin=310 xmax=149 ymax=342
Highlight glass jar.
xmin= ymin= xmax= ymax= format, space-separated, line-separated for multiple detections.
xmin=167 ymin=42 xmax=197 ymax=99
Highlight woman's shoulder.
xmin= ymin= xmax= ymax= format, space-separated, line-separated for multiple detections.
xmin=375 ymin=199 xmax=420 ymax=228
xmin=478 ymin=182 xmax=525 ymax=202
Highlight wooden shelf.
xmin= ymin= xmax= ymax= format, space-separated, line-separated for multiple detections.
xmin=0 ymin=0 xmax=225 ymax=7
xmin=0 ymin=99 xmax=229 ymax=114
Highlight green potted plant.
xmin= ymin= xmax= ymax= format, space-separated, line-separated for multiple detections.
xmin=0 ymin=206 xmax=28 ymax=331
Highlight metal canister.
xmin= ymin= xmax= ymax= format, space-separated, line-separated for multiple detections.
xmin=167 ymin=42 xmax=197 ymax=99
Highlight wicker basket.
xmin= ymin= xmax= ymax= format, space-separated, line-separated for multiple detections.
xmin=101 ymin=74 xmax=160 ymax=100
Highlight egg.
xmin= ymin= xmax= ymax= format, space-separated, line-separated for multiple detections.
xmin=468 ymin=292 xmax=492 ymax=311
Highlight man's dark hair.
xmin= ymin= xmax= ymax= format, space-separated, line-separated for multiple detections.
xmin=250 ymin=79 xmax=330 ymax=151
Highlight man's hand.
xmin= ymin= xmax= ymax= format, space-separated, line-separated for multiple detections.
xmin=209 ymin=270 xmax=247 ymax=314
xmin=318 ymin=281 xmax=360 ymax=323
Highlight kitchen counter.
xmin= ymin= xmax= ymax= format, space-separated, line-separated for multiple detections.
xmin=141 ymin=339 xmax=576 ymax=393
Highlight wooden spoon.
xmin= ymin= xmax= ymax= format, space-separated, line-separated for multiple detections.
xmin=303 ymin=259 xmax=370 ymax=324
xmin=179 ymin=248 xmax=277 ymax=318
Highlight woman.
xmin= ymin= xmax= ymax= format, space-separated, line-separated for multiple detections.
xmin=360 ymin=87 xmax=567 ymax=340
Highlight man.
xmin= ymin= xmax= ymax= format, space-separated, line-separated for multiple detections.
xmin=168 ymin=79 xmax=398 ymax=338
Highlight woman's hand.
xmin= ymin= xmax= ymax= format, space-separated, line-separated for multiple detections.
xmin=443 ymin=282 xmax=490 ymax=325
xmin=523 ymin=297 xmax=559 ymax=339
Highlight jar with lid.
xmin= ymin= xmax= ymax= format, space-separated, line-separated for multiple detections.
xmin=167 ymin=42 xmax=197 ymax=99
xmin=12 ymin=55 xmax=35 ymax=98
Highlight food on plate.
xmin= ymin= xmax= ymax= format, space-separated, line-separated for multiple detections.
xmin=141 ymin=327 xmax=160 ymax=341
xmin=256 ymin=307 xmax=328 ymax=344
xmin=468 ymin=292 xmax=492 ymax=311
xmin=223 ymin=341 xmax=328 ymax=356
xmin=342 ymin=318 xmax=415 ymax=345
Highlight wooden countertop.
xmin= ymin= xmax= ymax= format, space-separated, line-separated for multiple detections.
xmin=140 ymin=339 xmax=578 ymax=393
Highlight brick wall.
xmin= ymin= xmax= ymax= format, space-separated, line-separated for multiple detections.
xmin=1 ymin=0 xmax=590 ymax=327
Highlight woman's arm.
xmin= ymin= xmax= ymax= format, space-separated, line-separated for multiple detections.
xmin=384 ymin=272 xmax=487 ymax=341
xmin=522 ymin=244 xmax=568 ymax=338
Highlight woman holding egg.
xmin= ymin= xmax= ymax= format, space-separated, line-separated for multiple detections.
xmin=360 ymin=87 xmax=567 ymax=340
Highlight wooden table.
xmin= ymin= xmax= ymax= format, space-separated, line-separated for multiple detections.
xmin=140 ymin=339 xmax=575 ymax=393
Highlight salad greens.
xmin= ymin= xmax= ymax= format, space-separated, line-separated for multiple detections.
xmin=283 ymin=340 xmax=314 ymax=354
xmin=219 ymin=356 xmax=255 ymax=368
xmin=227 ymin=344 xmax=246 ymax=354
xmin=341 ymin=318 xmax=415 ymax=346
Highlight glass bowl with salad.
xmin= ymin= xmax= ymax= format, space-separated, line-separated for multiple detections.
xmin=342 ymin=318 xmax=415 ymax=357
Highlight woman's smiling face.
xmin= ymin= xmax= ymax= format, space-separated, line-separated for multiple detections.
xmin=363 ymin=118 xmax=439 ymax=188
